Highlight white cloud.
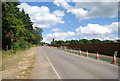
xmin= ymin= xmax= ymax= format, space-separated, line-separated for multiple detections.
xmin=43 ymin=31 xmax=75 ymax=43
xmin=53 ymin=10 xmax=65 ymax=17
xmin=107 ymin=22 xmax=118 ymax=32
xmin=82 ymin=35 xmax=118 ymax=40
xmin=53 ymin=0 xmax=118 ymax=20
xmin=17 ymin=3 xmax=65 ymax=28
xmin=53 ymin=0 xmax=72 ymax=10
xmin=72 ymin=38 xmax=76 ymax=40
xmin=52 ymin=28 xmax=61 ymax=32
xmin=76 ymin=24 xmax=111 ymax=35
xmin=67 ymin=8 xmax=88 ymax=19
xmin=43 ymin=22 xmax=118 ymax=43
xmin=70 ymin=0 xmax=119 ymax=2
xmin=76 ymin=22 xmax=118 ymax=40
xmin=74 ymin=2 xmax=118 ymax=19
xmin=54 ymin=0 xmax=119 ymax=2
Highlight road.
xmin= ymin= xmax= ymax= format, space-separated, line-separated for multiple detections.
xmin=32 ymin=46 xmax=118 ymax=79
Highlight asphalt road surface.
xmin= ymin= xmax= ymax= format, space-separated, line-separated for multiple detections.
xmin=32 ymin=46 xmax=118 ymax=79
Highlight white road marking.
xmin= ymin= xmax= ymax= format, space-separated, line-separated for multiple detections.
xmin=42 ymin=47 xmax=62 ymax=79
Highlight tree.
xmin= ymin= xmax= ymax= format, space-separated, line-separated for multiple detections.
xmin=2 ymin=2 xmax=25 ymax=49
xmin=80 ymin=39 xmax=92 ymax=44
xmin=19 ymin=9 xmax=33 ymax=31
xmin=56 ymin=40 xmax=64 ymax=44
xmin=32 ymin=27 xmax=43 ymax=45
xmin=90 ymin=39 xmax=101 ymax=44
xmin=51 ymin=38 xmax=55 ymax=45
xmin=2 ymin=2 xmax=43 ymax=50
xmin=70 ymin=40 xmax=78 ymax=44
xmin=101 ymin=40 xmax=113 ymax=43
xmin=116 ymin=40 xmax=120 ymax=43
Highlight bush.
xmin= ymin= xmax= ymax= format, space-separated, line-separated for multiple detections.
xmin=13 ymin=42 xmax=20 ymax=49
xmin=13 ymin=37 xmax=31 ymax=50
xmin=19 ymin=41 xmax=31 ymax=50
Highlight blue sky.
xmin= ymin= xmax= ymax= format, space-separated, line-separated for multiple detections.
xmin=18 ymin=1 xmax=119 ymax=43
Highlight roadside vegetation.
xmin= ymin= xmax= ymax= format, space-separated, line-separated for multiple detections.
xmin=2 ymin=48 xmax=34 ymax=70
xmin=51 ymin=38 xmax=120 ymax=45
xmin=2 ymin=2 xmax=43 ymax=51
xmin=2 ymin=2 xmax=42 ymax=76
xmin=2 ymin=47 xmax=38 ymax=79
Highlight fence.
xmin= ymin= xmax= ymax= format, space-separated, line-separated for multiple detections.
xmin=51 ymin=43 xmax=120 ymax=57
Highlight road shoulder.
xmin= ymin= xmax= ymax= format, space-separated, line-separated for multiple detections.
xmin=31 ymin=46 xmax=58 ymax=79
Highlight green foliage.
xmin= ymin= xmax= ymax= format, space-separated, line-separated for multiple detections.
xmin=51 ymin=39 xmax=116 ymax=45
xmin=79 ymin=39 xmax=92 ymax=44
xmin=116 ymin=40 xmax=120 ymax=42
xmin=13 ymin=42 xmax=19 ymax=49
xmin=90 ymin=39 xmax=101 ymax=44
xmin=40 ymin=42 xmax=49 ymax=45
xmin=13 ymin=37 xmax=31 ymax=50
xmin=2 ymin=2 xmax=43 ymax=50
xmin=51 ymin=38 xmax=55 ymax=45
xmin=101 ymin=40 xmax=113 ymax=43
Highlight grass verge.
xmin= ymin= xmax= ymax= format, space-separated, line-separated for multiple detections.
xmin=2 ymin=49 xmax=30 ymax=70
xmin=1 ymin=47 xmax=38 ymax=79
xmin=18 ymin=55 xmax=36 ymax=79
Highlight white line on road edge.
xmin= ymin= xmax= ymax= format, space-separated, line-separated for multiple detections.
xmin=42 ymin=47 xmax=62 ymax=79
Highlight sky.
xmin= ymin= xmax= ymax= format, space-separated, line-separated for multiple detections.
xmin=17 ymin=0 xmax=119 ymax=43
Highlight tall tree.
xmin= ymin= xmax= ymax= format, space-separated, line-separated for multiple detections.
xmin=90 ymin=39 xmax=101 ymax=44
xmin=51 ymin=38 xmax=55 ymax=45
xmin=2 ymin=2 xmax=25 ymax=49
xmin=2 ymin=2 xmax=43 ymax=50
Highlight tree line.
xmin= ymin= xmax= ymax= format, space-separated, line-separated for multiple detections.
xmin=2 ymin=2 xmax=43 ymax=50
xmin=51 ymin=39 xmax=120 ymax=45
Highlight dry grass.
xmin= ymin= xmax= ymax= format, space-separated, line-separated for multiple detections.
xmin=2 ymin=49 xmax=30 ymax=70
xmin=18 ymin=54 xmax=36 ymax=79
xmin=1 ymin=47 xmax=38 ymax=79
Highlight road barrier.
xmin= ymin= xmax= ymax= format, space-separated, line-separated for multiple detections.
xmin=112 ymin=51 xmax=117 ymax=64
xmin=51 ymin=43 xmax=120 ymax=57
xmin=52 ymin=46 xmax=119 ymax=65
xmin=64 ymin=49 xmax=66 ymax=52
xmin=85 ymin=50 xmax=88 ymax=57
xmin=70 ymin=49 xmax=72 ymax=53
xmin=63 ymin=48 xmax=119 ymax=65
xmin=79 ymin=50 xmax=82 ymax=55
xmin=96 ymin=51 xmax=99 ymax=60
